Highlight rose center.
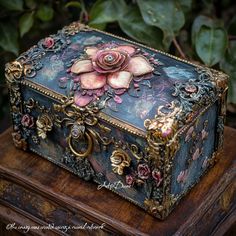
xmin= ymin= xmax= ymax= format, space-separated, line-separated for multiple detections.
xmin=104 ymin=54 xmax=114 ymax=62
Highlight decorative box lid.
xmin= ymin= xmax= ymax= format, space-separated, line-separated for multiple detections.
xmin=6 ymin=22 xmax=228 ymax=138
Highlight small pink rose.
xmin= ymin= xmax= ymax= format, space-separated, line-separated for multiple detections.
xmin=21 ymin=114 xmax=34 ymax=128
xmin=126 ymin=175 xmax=134 ymax=186
xmin=137 ymin=163 xmax=151 ymax=180
xmin=43 ymin=37 xmax=54 ymax=48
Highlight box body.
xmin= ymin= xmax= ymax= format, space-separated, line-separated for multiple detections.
xmin=5 ymin=22 xmax=228 ymax=219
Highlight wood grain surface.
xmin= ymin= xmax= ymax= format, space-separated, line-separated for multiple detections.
xmin=0 ymin=127 xmax=235 ymax=236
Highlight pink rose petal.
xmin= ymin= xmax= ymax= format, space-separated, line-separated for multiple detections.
xmin=74 ymin=93 xmax=93 ymax=107
xmin=114 ymin=95 xmax=123 ymax=104
xmin=177 ymin=170 xmax=188 ymax=183
xmin=192 ymin=148 xmax=201 ymax=160
xmin=80 ymin=71 xmax=107 ymax=90
xmin=127 ymin=56 xmax=154 ymax=76
xmin=85 ymin=46 xmax=98 ymax=58
xmin=115 ymin=45 xmax=136 ymax=55
xmin=107 ymin=71 xmax=133 ymax=89
xmin=71 ymin=59 xmax=93 ymax=74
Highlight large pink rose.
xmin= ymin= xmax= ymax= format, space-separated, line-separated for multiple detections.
xmin=70 ymin=44 xmax=154 ymax=107
xmin=92 ymin=49 xmax=130 ymax=73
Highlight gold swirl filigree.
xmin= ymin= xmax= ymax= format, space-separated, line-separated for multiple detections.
xmin=36 ymin=114 xmax=53 ymax=139
xmin=110 ymin=149 xmax=131 ymax=175
xmin=5 ymin=61 xmax=23 ymax=84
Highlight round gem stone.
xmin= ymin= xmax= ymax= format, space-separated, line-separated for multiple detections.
xmin=105 ymin=54 xmax=114 ymax=62
xmin=71 ymin=124 xmax=85 ymax=139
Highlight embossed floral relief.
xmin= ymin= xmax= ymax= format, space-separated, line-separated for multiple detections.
xmin=124 ymin=163 xmax=163 ymax=188
xmin=177 ymin=119 xmax=210 ymax=188
xmin=65 ymin=43 xmax=159 ymax=107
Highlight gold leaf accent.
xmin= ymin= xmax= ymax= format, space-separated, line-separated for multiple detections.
xmin=5 ymin=61 xmax=23 ymax=84
xmin=110 ymin=149 xmax=131 ymax=175
xmin=36 ymin=114 xmax=53 ymax=139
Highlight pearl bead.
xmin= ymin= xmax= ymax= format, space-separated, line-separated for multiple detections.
xmin=105 ymin=54 xmax=114 ymax=62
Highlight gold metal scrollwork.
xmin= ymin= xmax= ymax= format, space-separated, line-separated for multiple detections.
xmin=110 ymin=149 xmax=131 ymax=175
xmin=36 ymin=114 xmax=53 ymax=139
xmin=5 ymin=61 xmax=23 ymax=84
xmin=53 ymin=98 xmax=112 ymax=159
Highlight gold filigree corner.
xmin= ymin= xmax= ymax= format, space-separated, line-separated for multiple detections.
xmin=5 ymin=61 xmax=23 ymax=84
xmin=63 ymin=21 xmax=91 ymax=36
xmin=211 ymin=69 xmax=229 ymax=92
xmin=144 ymin=101 xmax=181 ymax=144
xmin=144 ymin=199 xmax=164 ymax=217
xmin=144 ymin=194 xmax=177 ymax=219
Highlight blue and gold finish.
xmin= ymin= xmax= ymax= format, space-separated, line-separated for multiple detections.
xmin=5 ymin=22 xmax=228 ymax=219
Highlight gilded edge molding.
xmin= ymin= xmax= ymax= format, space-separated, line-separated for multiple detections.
xmin=142 ymin=67 xmax=228 ymax=218
xmin=5 ymin=61 xmax=27 ymax=150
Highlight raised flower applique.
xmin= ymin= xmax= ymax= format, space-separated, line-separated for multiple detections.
xmin=70 ymin=43 xmax=154 ymax=107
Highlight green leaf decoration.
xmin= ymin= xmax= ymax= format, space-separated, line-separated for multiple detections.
xmin=0 ymin=0 xmax=23 ymax=11
xmin=178 ymin=0 xmax=192 ymax=13
xmin=119 ymin=6 xmax=163 ymax=50
xmin=191 ymin=15 xmax=223 ymax=46
xmin=19 ymin=12 xmax=34 ymax=37
xmin=25 ymin=0 xmax=37 ymax=9
xmin=36 ymin=4 xmax=54 ymax=22
xmin=65 ymin=1 xmax=81 ymax=9
xmin=89 ymin=23 xmax=107 ymax=31
xmin=220 ymin=41 xmax=236 ymax=103
xmin=89 ymin=0 xmax=127 ymax=24
xmin=0 ymin=23 xmax=19 ymax=55
xmin=137 ymin=0 xmax=185 ymax=49
xmin=195 ymin=26 xmax=227 ymax=66
xmin=192 ymin=16 xmax=227 ymax=66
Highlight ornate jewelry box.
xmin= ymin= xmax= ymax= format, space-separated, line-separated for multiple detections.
xmin=5 ymin=22 xmax=228 ymax=219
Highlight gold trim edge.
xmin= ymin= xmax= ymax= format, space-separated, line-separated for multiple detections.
xmin=21 ymin=79 xmax=147 ymax=138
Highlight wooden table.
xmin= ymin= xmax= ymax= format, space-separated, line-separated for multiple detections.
xmin=0 ymin=127 xmax=235 ymax=236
